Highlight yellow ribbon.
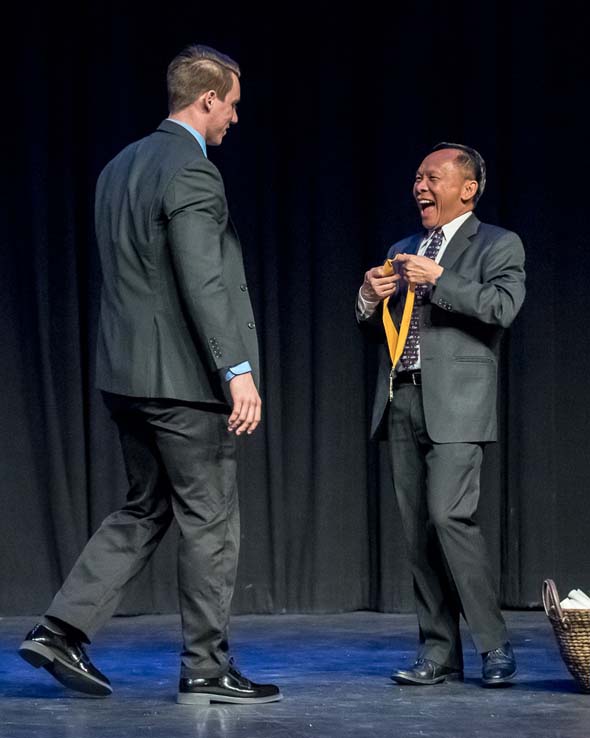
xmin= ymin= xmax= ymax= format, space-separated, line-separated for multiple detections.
xmin=381 ymin=257 xmax=415 ymax=367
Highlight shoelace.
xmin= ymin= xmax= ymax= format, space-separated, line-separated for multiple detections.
xmin=485 ymin=648 xmax=510 ymax=661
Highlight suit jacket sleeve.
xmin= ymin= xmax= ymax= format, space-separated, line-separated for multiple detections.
xmin=163 ymin=159 xmax=250 ymax=373
xmin=356 ymin=297 xmax=387 ymax=344
xmin=432 ymin=230 xmax=526 ymax=329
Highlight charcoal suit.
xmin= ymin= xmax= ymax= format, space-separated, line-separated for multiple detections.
xmin=46 ymin=120 xmax=259 ymax=678
xmin=360 ymin=213 xmax=525 ymax=668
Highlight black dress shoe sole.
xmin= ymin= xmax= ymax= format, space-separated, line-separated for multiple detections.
xmin=18 ymin=640 xmax=112 ymax=697
xmin=391 ymin=671 xmax=464 ymax=686
xmin=482 ymin=668 xmax=517 ymax=687
xmin=177 ymin=691 xmax=283 ymax=705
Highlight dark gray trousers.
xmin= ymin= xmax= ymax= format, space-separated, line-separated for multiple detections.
xmin=46 ymin=393 xmax=239 ymax=679
xmin=388 ymin=384 xmax=507 ymax=670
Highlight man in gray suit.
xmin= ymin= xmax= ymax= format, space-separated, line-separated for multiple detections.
xmin=358 ymin=143 xmax=525 ymax=687
xmin=19 ymin=44 xmax=281 ymax=706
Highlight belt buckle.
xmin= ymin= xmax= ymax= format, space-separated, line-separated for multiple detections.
xmin=411 ymin=371 xmax=420 ymax=386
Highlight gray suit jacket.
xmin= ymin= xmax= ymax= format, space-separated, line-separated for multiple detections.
xmin=363 ymin=214 xmax=526 ymax=443
xmin=95 ymin=120 xmax=259 ymax=406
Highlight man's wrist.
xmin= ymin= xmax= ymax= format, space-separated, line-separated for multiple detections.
xmin=432 ymin=265 xmax=444 ymax=285
xmin=359 ymin=283 xmax=380 ymax=303
xmin=358 ymin=286 xmax=380 ymax=308
xmin=224 ymin=361 xmax=252 ymax=382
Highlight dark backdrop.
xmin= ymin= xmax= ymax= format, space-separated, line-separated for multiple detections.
xmin=2 ymin=1 xmax=588 ymax=617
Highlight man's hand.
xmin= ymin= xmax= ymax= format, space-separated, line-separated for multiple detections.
xmin=394 ymin=253 xmax=443 ymax=287
xmin=360 ymin=266 xmax=402 ymax=302
xmin=228 ymin=372 xmax=262 ymax=435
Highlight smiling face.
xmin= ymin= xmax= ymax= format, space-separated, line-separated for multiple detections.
xmin=413 ymin=148 xmax=479 ymax=229
xmin=204 ymin=72 xmax=240 ymax=146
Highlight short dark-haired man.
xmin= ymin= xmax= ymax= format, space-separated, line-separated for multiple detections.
xmin=357 ymin=143 xmax=525 ymax=687
xmin=19 ymin=44 xmax=281 ymax=706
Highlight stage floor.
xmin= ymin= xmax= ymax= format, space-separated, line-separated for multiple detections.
xmin=0 ymin=610 xmax=587 ymax=737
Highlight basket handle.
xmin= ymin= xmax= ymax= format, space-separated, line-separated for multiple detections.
xmin=543 ymin=578 xmax=568 ymax=626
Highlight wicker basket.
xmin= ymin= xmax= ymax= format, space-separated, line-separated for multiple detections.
xmin=543 ymin=579 xmax=590 ymax=693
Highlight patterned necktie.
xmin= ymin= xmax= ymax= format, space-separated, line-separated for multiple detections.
xmin=399 ymin=227 xmax=444 ymax=370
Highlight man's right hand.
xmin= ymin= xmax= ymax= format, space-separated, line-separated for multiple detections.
xmin=227 ymin=373 xmax=262 ymax=436
xmin=360 ymin=266 xmax=402 ymax=302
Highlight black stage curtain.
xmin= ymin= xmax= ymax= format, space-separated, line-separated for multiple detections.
xmin=2 ymin=2 xmax=588 ymax=616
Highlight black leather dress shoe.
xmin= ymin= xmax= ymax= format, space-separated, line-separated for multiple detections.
xmin=177 ymin=664 xmax=282 ymax=705
xmin=19 ymin=624 xmax=112 ymax=697
xmin=482 ymin=642 xmax=517 ymax=686
xmin=391 ymin=658 xmax=464 ymax=685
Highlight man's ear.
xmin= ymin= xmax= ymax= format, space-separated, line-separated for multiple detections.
xmin=462 ymin=179 xmax=478 ymax=203
xmin=204 ymin=89 xmax=217 ymax=111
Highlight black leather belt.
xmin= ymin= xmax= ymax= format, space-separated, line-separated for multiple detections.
xmin=393 ymin=370 xmax=421 ymax=386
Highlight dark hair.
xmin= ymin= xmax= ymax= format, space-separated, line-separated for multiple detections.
xmin=167 ymin=44 xmax=240 ymax=114
xmin=431 ymin=142 xmax=486 ymax=205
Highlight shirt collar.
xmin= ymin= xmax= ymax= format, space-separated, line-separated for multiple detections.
xmin=431 ymin=211 xmax=473 ymax=242
xmin=166 ymin=118 xmax=207 ymax=157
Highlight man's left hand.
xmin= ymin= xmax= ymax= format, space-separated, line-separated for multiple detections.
xmin=394 ymin=253 xmax=444 ymax=286
xmin=227 ymin=373 xmax=262 ymax=436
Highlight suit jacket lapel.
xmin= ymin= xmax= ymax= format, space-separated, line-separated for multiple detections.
xmin=439 ymin=213 xmax=480 ymax=269
xmin=388 ymin=215 xmax=479 ymax=329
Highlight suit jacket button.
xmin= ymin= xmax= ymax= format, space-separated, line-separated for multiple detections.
xmin=240 ymin=284 xmax=248 ymax=292
xmin=247 ymin=321 xmax=255 ymax=329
